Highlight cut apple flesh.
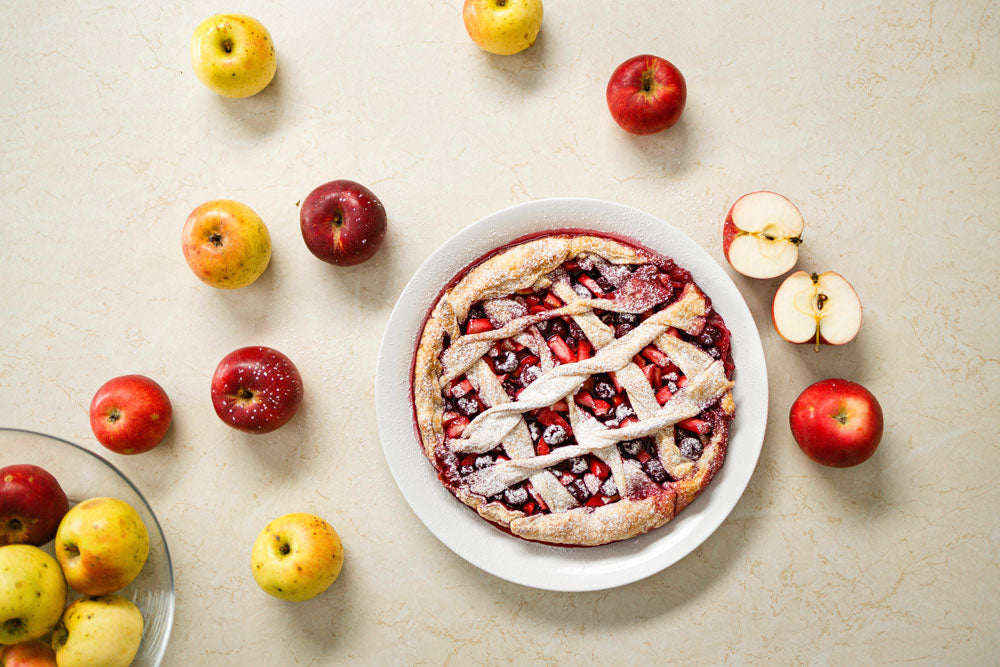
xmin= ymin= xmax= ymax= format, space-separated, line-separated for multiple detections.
xmin=772 ymin=271 xmax=862 ymax=349
xmin=725 ymin=191 xmax=804 ymax=279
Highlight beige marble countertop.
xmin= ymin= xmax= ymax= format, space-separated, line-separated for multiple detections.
xmin=2 ymin=2 xmax=998 ymax=664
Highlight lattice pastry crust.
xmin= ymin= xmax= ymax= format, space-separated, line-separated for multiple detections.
xmin=414 ymin=234 xmax=735 ymax=546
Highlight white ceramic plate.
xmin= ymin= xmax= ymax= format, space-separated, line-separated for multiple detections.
xmin=374 ymin=198 xmax=767 ymax=592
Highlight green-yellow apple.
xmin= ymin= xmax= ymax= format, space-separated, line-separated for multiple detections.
xmin=51 ymin=596 xmax=143 ymax=667
xmin=463 ymin=0 xmax=543 ymax=55
xmin=0 ymin=545 xmax=66 ymax=644
xmin=191 ymin=14 xmax=276 ymax=98
xmin=251 ymin=513 xmax=344 ymax=601
xmin=55 ymin=498 xmax=149 ymax=596
xmin=0 ymin=639 xmax=57 ymax=666
xmin=182 ymin=200 xmax=272 ymax=289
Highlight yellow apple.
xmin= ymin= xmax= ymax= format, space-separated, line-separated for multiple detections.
xmin=0 ymin=639 xmax=58 ymax=667
xmin=181 ymin=200 xmax=272 ymax=289
xmin=251 ymin=513 xmax=344 ymax=601
xmin=191 ymin=14 xmax=276 ymax=98
xmin=55 ymin=498 xmax=149 ymax=596
xmin=51 ymin=596 xmax=143 ymax=667
xmin=0 ymin=545 xmax=66 ymax=644
xmin=463 ymin=0 xmax=543 ymax=55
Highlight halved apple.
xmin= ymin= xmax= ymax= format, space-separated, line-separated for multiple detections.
xmin=772 ymin=271 xmax=862 ymax=350
xmin=723 ymin=191 xmax=804 ymax=279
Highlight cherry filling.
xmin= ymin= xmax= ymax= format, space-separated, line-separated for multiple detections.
xmin=438 ymin=253 xmax=733 ymax=516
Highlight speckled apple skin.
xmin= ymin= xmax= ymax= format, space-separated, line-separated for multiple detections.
xmin=251 ymin=513 xmax=344 ymax=601
xmin=0 ymin=545 xmax=67 ymax=644
xmin=55 ymin=498 xmax=150 ymax=596
xmin=190 ymin=14 xmax=276 ymax=98
xmin=52 ymin=596 xmax=143 ymax=667
xmin=210 ymin=346 xmax=304 ymax=434
xmin=181 ymin=199 xmax=271 ymax=289
xmin=463 ymin=0 xmax=543 ymax=55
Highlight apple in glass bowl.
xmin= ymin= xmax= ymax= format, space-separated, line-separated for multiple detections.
xmin=0 ymin=464 xmax=69 ymax=547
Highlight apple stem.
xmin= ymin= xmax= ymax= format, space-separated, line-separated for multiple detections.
xmin=814 ymin=325 xmax=821 ymax=352
xmin=221 ymin=39 xmax=233 ymax=53
xmin=641 ymin=70 xmax=654 ymax=93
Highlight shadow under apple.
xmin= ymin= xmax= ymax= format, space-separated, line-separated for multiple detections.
xmin=311 ymin=229 xmax=406 ymax=314
xmin=206 ymin=243 xmax=283 ymax=331
xmin=480 ymin=28 xmax=551 ymax=93
xmin=617 ymin=113 xmax=694 ymax=178
xmin=238 ymin=399 xmax=314 ymax=484
xmin=213 ymin=65 xmax=286 ymax=137
xmin=279 ymin=556 xmax=357 ymax=653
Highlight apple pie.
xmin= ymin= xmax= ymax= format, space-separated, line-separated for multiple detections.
xmin=413 ymin=232 xmax=735 ymax=547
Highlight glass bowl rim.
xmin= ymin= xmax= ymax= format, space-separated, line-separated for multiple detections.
xmin=0 ymin=426 xmax=175 ymax=665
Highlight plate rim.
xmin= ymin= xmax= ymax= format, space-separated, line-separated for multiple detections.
xmin=374 ymin=197 xmax=768 ymax=592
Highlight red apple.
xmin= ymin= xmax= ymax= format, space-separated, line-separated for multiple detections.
xmin=0 ymin=465 xmax=69 ymax=546
xmin=211 ymin=346 xmax=304 ymax=434
xmin=606 ymin=55 xmax=686 ymax=135
xmin=772 ymin=271 xmax=862 ymax=350
xmin=89 ymin=374 xmax=173 ymax=455
xmin=300 ymin=180 xmax=387 ymax=266
xmin=0 ymin=639 xmax=58 ymax=666
xmin=723 ymin=191 xmax=804 ymax=279
xmin=790 ymin=379 xmax=884 ymax=467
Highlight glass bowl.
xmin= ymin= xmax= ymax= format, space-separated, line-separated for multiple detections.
xmin=0 ymin=428 xmax=174 ymax=665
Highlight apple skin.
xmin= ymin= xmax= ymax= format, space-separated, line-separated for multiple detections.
xmin=790 ymin=379 xmax=884 ymax=468
xmin=211 ymin=346 xmax=304 ymax=434
xmin=191 ymin=14 xmax=276 ymax=98
xmin=251 ymin=513 xmax=344 ymax=601
xmin=0 ymin=465 xmax=69 ymax=546
xmin=51 ymin=596 xmax=143 ymax=667
xmin=182 ymin=200 xmax=272 ymax=289
xmin=607 ymin=55 xmax=686 ymax=135
xmin=89 ymin=374 xmax=172 ymax=455
xmin=0 ymin=545 xmax=67 ymax=644
xmin=55 ymin=498 xmax=150 ymax=596
xmin=0 ymin=639 xmax=58 ymax=667
xmin=463 ymin=0 xmax=543 ymax=56
xmin=300 ymin=180 xmax=387 ymax=267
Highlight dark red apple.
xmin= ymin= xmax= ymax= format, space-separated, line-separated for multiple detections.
xmin=300 ymin=180 xmax=387 ymax=266
xmin=0 ymin=464 xmax=69 ymax=546
xmin=606 ymin=55 xmax=686 ymax=135
xmin=790 ymin=378 xmax=884 ymax=467
xmin=211 ymin=346 xmax=304 ymax=434
xmin=89 ymin=374 xmax=173 ymax=455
